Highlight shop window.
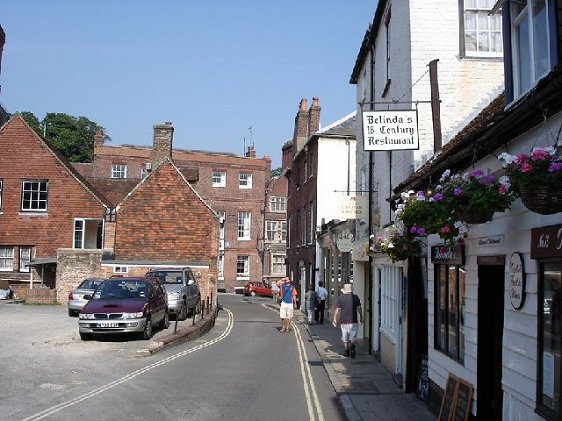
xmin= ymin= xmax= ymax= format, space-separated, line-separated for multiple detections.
xmin=434 ymin=264 xmax=465 ymax=363
xmin=538 ymin=262 xmax=562 ymax=418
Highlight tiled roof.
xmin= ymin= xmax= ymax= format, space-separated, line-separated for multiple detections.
xmin=87 ymin=178 xmax=140 ymax=206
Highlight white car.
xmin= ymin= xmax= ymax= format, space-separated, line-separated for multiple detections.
xmin=0 ymin=280 xmax=12 ymax=299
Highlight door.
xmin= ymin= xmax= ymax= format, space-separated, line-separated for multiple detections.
xmin=477 ymin=263 xmax=504 ymax=419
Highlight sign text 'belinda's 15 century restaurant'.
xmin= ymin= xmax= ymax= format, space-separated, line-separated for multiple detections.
xmin=362 ymin=110 xmax=420 ymax=151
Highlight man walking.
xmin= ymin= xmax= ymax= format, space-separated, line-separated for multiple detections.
xmin=278 ymin=277 xmax=296 ymax=333
xmin=271 ymin=280 xmax=279 ymax=304
xmin=332 ymin=283 xmax=363 ymax=358
xmin=315 ymin=281 xmax=328 ymax=323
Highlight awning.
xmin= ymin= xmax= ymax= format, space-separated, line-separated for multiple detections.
xmin=27 ymin=258 xmax=57 ymax=267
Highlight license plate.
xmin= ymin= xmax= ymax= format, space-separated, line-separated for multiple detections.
xmin=97 ymin=322 xmax=119 ymax=328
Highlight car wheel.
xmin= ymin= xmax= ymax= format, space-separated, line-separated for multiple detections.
xmin=160 ymin=311 xmax=170 ymax=329
xmin=179 ymin=300 xmax=188 ymax=320
xmin=68 ymin=309 xmax=77 ymax=317
xmin=195 ymin=297 xmax=202 ymax=315
xmin=79 ymin=332 xmax=93 ymax=341
xmin=141 ymin=318 xmax=152 ymax=340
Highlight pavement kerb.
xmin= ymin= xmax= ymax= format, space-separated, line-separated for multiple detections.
xmin=135 ymin=306 xmax=219 ymax=357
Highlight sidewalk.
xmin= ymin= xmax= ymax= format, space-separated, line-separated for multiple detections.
xmin=292 ymin=309 xmax=436 ymax=421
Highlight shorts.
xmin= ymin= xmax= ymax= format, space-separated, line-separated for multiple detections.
xmin=340 ymin=323 xmax=358 ymax=343
xmin=280 ymin=301 xmax=294 ymax=319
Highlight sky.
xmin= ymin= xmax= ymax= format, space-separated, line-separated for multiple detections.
xmin=1 ymin=1 xmax=377 ymax=168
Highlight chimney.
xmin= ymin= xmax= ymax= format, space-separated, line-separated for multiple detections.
xmin=150 ymin=121 xmax=174 ymax=167
xmin=292 ymin=98 xmax=308 ymax=154
xmin=246 ymin=145 xmax=256 ymax=158
xmin=93 ymin=130 xmax=104 ymax=149
xmin=308 ymin=97 xmax=320 ymax=136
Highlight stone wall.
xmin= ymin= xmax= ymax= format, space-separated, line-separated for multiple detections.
xmin=56 ymin=249 xmax=103 ymax=304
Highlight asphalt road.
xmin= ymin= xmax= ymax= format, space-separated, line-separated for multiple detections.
xmin=0 ymin=294 xmax=345 ymax=421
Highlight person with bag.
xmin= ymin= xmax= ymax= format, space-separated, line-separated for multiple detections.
xmin=332 ymin=283 xmax=363 ymax=358
xmin=279 ymin=277 xmax=296 ymax=333
xmin=304 ymin=284 xmax=317 ymax=325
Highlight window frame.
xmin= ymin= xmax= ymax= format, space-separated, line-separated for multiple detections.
xmin=0 ymin=246 xmax=14 ymax=271
xmin=266 ymin=221 xmax=277 ymax=242
xmin=237 ymin=211 xmax=251 ymax=240
xmin=111 ymin=164 xmax=127 ymax=179
xmin=212 ymin=171 xmax=227 ymax=187
xmin=0 ymin=179 xmax=3 ymax=211
xmin=460 ymin=0 xmax=503 ymax=58
xmin=236 ymin=255 xmax=250 ymax=277
xmin=19 ymin=246 xmax=32 ymax=272
xmin=239 ymin=173 xmax=253 ymax=189
xmin=21 ymin=180 xmax=48 ymax=212
xmin=270 ymin=196 xmax=287 ymax=212
xmin=272 ymin=254 xmax=286 ymax=275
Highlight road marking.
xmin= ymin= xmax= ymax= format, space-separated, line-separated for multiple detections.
xmin=22 ymin=308 xmax=234 ymax=421
xmin=265 ymin=304 xmax=324 ymax=421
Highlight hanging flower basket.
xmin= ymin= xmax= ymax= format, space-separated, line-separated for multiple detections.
xmin=369 ymin=234 xmax=423 ymax=263
xmin=519 ymin=185 xmax=562 ymax=215
xmin=455 ymin=207 xmax=495 ymax=224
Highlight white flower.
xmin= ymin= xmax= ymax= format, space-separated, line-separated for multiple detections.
xmin=439 ymin=169 xmax=451 ymax=183
xmin=369 ymin=234 xmax=375 ymax=239
xmin=498 ymin=175 xmax=511 ymax=189
xmin=498 ymin=152 xmax=517 ymax=166
xmin=454 ymin=221 xmax=469 ymax=235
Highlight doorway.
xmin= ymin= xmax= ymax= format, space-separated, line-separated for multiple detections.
xmin=477 ymin=262 xmax=505 ymax=419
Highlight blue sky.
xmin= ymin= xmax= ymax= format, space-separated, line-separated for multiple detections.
xmin=1 ymin=1 xmax=377 ymax=168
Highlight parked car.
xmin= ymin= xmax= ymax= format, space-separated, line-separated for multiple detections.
xmin=67 ymin=277 xmax=105 ymax=316
xmin=243 ymin=281 xmax=273 ymax=298
xmin=145 ymin=267 xmax=201 ymax=320
xmin=78 ymin=277 xmax=169 ymax=340
xmin=0 ymin=280 xmax=12 ymax=300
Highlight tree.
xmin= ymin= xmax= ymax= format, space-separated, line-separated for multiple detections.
xmin=271 ymin=167 xmax=282 ymax=177
xmin=18 ymin=111 xmax=108 ymax=163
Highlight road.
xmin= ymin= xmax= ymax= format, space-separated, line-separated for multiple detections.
xmin=0 ymin=294 xmax=345 ymax=421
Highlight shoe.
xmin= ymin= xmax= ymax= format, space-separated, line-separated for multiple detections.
xmin=350 ymin=344 xmax=356 ymax=358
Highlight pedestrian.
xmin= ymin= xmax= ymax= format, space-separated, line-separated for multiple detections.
xmin=304 ymin=284 xmax=317 ymax=325
xmin=279 ymin=277 xmax=296 ymax=333
xmin=271 ymin=280 xmax=279 ymax=304
xmin=332 ymin=283 xmax=363 ymax=358
xmin=315 ymin=281 xmax=328 ymax=323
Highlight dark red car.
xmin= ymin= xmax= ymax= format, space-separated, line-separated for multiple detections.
xmin=243 ymin=281 xmax=273 ymax=298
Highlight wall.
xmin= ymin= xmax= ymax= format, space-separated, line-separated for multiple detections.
xmin=56 ymin=249 xmax=103 ymax=304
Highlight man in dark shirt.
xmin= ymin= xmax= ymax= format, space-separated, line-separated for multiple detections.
xmin=332 ymin=283 xmax=363 ymax=358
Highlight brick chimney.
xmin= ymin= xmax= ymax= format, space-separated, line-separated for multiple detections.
xmin=293 ymin=98 xmax=309 ymax=154
xmin=246 ymin=145 xmax=256 ymax=158
xmin=150 ymin=121 xmax=174 ymax=167
xmin=308 ymin=97 xmax=320 ymax=136
xmin=93 ymin=130 xmax=104 ymax=149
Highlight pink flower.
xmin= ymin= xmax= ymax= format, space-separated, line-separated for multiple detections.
xmin=499 ymin=184 xmax=507 ymax=195
xmin=519 ymin=162 xmax=533 ymax=173
xmin=515 ymin=154 xmax=529 ymax=165
xmin=440 ymin=226 xmax=450 ymax=234
xmin=531 ymin=148 xmax=548 ymax=161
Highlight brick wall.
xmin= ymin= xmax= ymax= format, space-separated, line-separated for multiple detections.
xmin=56 ymin=248 xmax=103 ymax=304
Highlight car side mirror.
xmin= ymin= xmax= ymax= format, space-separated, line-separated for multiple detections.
xmin=83 ymin=294 xmax=92 ymax=300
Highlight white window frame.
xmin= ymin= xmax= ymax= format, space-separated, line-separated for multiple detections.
xmin=113 ymin=266 xmax=128 ymax=274
xmin=380 ymin=266 xmax=402 ymax=342
xmin=0 ymin=246 xmax=14 ymax=271
xmin=462 ymin=0 xmax=503 ymax=58
xmin=218 ymin=252 xmax=224 ymax=279
xmin=213 ymin=171 xmax=226 ymax=187
xmin=19 ymin=246 xmax=32 ymax=272
xmin=266 ymin=221 xmax=277 ymax=241
xmin=237 ymin=211 xmax=251 ymax=240
xmin=270 ymin=196 xmax=287 ymax=212
xmin=239 ymin=173 xmax=253 ymax=189
xmin=510 ymin=0 xmax=552 ymax=98
xmin=218 ymin=211 xmax=226 ymax=249
xmin=309 ymin=203 xmax=315 ymax=244
xmin=281 ymin=221 xmax=287 ymax=242
xmin=236 ymin=255 xmax=249 ymax=277
xmin=272 ymin=254 xmax=286 ymax=275
xmin=111 ymin=164 xmax=127 ymax=179
xmin=21 ymin=180 xmax=48 ymax=212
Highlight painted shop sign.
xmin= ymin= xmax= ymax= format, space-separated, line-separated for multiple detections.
xmin=477 ymin=235 xmax=504 ymax=246
xmin=362 ymin=110 xmax=420 ymax=151
xmin=431 ymin=244 xmax=464 ymax=265
xmin=531 ymin=224 xmax=562 ymax=259
xmin=509 ymin=252 xmax=526 ymax=310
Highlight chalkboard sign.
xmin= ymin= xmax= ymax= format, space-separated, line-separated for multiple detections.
xmin=438 ymin=374 xmax=473 ymax=421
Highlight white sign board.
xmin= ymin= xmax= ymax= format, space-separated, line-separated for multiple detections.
xmin=338 ymin=196 xmax=368 ymax=220
xmin=362 ymin=110 xmax=419 ymax=151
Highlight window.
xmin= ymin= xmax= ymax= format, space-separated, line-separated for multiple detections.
xmin=0 ymin=246 xmax=13 ymax=271
xmin=73 ymin=219 xmax=103 ymax=249
xmin=213 ymin=171 xmax=226 ymax=187
xmin=308 ymin=153 xmax=314 ymax=178
xmin=0 ymin=179 xmax=3 ymax=211
xmin=272 ymin=254 xmax=286 ymax=274
xmin=218 ymin=252 xmax=224 ymax=278
xmin=509 ymin=0 xmax=553 ymax=98
xmin=21 ymin=180 xmax=48 ymax=212
xmin=435 ymin=264 xmax=465 ymax=362
xmin=266 ymin=221 xmax=277 ymax=241
xmin=113 ymin=266 xmax=128 ymax=274
xmin=238 ymin=211 xmax=251 ymax=239
xmin=383 ymin=8 xmax=391 ymax=95
xmin=236 ymin=255 xmax=249 ymax=277
xmin=218 ymin=211 xmax=225 ymax=249
xmin=19 ymin=246 xmax=32 ymax=272
xmin=309 ymin=202 xmax=315 ymax=244
xmin=281 ymin=221 xmax=287 ymax=242
xmin=111 ymin=164 xmax=127 ymax=179
xmin=380 ymin=266 xmax=401 ymax=340
xmin=303 ymin=159 xmax=308 ymax=181
xmin=538 ymin=262 xmax=562 ymax=417
xmin=239 ymin=173 xmax=252 ymax=189
xmin=270 ymin=196 xmax=287 ymax=212
xmin=287 ymin=217 xmax=291 ymax=247
xmin=462 ymin=0 xmax=503 ymax=57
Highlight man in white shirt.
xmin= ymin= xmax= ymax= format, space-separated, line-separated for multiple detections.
xmin=315 ymin=281 xmax=328 ymax=324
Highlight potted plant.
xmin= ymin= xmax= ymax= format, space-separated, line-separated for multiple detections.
xmin=499 ymin=147 xmax=562 ymax=214
xmin=395 ymin=190 xmax=468 ymax=245
xmin=438 ymin=168 xmax=516 ymax=224
xmin=369 ymin=233 xmax=422 ymax=263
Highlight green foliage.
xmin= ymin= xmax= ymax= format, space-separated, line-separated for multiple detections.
xmin=18 ymin=111 xmax=108 ymax=163
xmin=271 ymin=167 xmax=282 ymax=177
xmin=370 ymin=234 xmax=422 ymax=263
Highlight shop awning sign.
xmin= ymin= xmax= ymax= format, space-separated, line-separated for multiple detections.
xmin=362 ymin=110 xmax=420 ymax=151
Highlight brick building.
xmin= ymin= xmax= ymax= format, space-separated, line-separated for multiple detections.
xmin=77 ymin=121 xmax=272 ymax=293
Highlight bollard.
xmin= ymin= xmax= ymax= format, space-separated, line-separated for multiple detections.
xmin=201 ymin=300 xmax=205 ymax=321
xmin=192 ymin=305 xmax=196 ymax=325
xmin=206 ymin=296 xmax=210 ymax=315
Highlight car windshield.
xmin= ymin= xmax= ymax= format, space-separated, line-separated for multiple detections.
xmin=78 ymin=279 xmax=102 ymax=290
xmin=147 ymin=271 xmax=183 ymax=284
xmin=95 ymin=280 xmax=147 ymax=299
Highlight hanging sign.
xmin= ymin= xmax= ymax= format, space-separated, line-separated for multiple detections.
xmin=338 ymin=195 xmax=368 ymax=220
xmin=509 ymin=252 xmax=526 ymax=310
xmin=531 ymin=224 xmax=562 ymax=259
xmin=362 ymin=110 xmax=420 ymax=151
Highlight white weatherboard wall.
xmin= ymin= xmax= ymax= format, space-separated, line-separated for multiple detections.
xmin=428 ymin=111 xmax=562 ymax=419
